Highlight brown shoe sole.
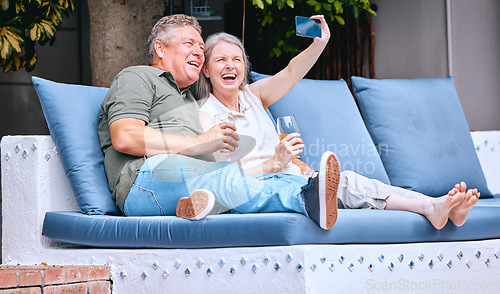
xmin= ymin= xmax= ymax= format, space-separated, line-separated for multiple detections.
xmin=176 ymin=190 xmax=212 ymax=220
xmin=324 ymin=153 xmax=340 ymax=229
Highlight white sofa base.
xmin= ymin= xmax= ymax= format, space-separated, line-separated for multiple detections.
xmin=2 ymin=135 xmax=500 ymax=293
xmin=4 ymin=240 xmax=500 ymax=293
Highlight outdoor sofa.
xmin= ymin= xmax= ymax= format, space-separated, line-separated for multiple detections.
xmin=2 ymin=73 xmax=500 ymax=293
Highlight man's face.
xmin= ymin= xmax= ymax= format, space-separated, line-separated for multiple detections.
xmin=156 ymin=26 xmax=205 ymax=89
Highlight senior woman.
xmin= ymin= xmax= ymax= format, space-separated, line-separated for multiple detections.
xmin=196 ymin=16 xmax=479 ymax=230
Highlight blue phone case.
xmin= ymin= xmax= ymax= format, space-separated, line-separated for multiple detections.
xmin=295 ymin=16 xmax=321 ymax=38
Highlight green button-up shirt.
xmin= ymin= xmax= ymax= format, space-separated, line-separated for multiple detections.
xmin=98 ymin=65 xmax=214 ymax=211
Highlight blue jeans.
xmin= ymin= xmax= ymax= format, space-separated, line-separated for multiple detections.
xmin=123 ymin=154 xmax=309 ymax=216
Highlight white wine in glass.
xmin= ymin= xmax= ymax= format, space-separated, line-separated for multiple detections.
xmin=277 ymin=115 xmax=300 ymax=141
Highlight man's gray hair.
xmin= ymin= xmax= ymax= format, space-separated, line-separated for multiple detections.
xmin=147 ymin=14 xmax=202 ymax=65
xmin=194 ymin=32 xmax=251 ymax=100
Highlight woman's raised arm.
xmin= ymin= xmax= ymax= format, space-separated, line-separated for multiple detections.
xmin=249 ymin=15 xmax=330 ymax=109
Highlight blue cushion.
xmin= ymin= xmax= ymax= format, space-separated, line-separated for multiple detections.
xmin=252 ymin=72 xmax=390 ymax=184
xmin=352 ymin=76 xmax=492 ymax=197
xmin=473 ymin=194 xmax=500 ymax=207
xmin=42 ymin=206 xmax=500 ymax=248
xmin=32 ymin=77 xmax=120 ymax=214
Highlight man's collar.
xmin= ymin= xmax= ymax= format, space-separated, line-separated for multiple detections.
xmin=152 ymin=67 xmax=192 ymax=94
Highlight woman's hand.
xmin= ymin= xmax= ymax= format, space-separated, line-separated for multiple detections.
xmin=311 ymin=15 xmax=331 ymax=46
xmin=242 ymin=133 xmax=305 ymax=175
xmin=250 ymin=15 xmax=331 ymax=109
xmin=272 ymin=133 xmax=304 ymax=169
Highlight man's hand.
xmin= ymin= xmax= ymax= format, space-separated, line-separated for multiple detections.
xmin=194 ymin=122 xmax=239 ymax=154
xmin=110 ymin=118 xmax=239 ymax=157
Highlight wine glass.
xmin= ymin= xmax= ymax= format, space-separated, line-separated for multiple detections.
xmin=214 ymin=112 xmax=235 ymax=153
xmin=276 ymin=115 xmax=300 ymax=141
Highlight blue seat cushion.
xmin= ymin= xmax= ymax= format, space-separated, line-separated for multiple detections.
xmin=32 ymin=77 xmax=120 ymax=215
xmin=43 ymin=204 xmax=500 ymax=248
xmin=352 ymin=76 xmax=492 ymax=197
xmin=475 ymin=194 xmax=500 ymax=207
xmin=252 ymin=72 xmax=390 ymax=184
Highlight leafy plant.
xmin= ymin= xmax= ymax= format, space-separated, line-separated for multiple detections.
xmin=0 ymin=0 xmax=76 ymax=72
xmin=250 ymin=0 xmax=376 ymax=58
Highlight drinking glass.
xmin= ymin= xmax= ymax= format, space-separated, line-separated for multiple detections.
xmin=214 ymin=112 xmax=235 ymax=153
xmin=277 ymin=115 xmax=300 ymax=141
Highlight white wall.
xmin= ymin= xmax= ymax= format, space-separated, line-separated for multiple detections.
xmin=449 ymin=0 xmax=500 ymax=131
xmin=0 ymin=1 xmax=89 ymax=264
xmin=372 ymin=0 xmax=500 ymax=131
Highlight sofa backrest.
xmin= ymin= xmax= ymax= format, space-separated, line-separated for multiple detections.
xmin=252 ymin=72 xmax=391 ymax=184
xmin=32 ymin=73 xmax=492 ymax=217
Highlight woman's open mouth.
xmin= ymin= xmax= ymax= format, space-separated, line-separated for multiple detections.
xmin=222 ymin=73 xmax=237 ymax=81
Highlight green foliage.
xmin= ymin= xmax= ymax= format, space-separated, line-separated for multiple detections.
xmin=0 ymin=0 xmax=76 ymax=72
xmin=250 ymin=0 xmax=376 ymax=58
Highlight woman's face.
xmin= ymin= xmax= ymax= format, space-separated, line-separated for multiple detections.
xmin=203 ymin=41 xmax=246 ymax=96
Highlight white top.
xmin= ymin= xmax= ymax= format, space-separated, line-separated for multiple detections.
xmin=199 ymin=85 xmax=301 ymax=175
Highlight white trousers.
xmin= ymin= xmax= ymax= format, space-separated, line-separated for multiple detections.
xmin=337 ymin=171 xmax=421 ymax=210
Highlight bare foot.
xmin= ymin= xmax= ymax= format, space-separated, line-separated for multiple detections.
xmin=449 ymin=188 xmax=479 ymax=226
xmin=424 ymin=183 xmax=466 ymax=229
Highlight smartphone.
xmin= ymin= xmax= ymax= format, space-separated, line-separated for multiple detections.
xmin=295 ymin=16 xmax=322 ymax=38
